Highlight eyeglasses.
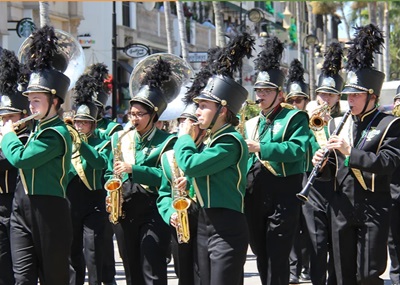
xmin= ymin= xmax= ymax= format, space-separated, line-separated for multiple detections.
xmin=255 ymin=89 xmax=276 ymax=96
xmin=287 ymin=97 xmax=305 ymax=104
xmin=128 ymin=112 xmax=149 ymax=118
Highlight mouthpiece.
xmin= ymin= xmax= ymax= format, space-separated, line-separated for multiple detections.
xmin=192 ymin=121 xmax=202 ymax=126
xmin=255 ymin=99 xmax=263 ymax=104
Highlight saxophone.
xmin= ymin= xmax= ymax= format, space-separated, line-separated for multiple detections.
xmin=104 ymin=126 xmax=135 ymax=224
xmin=171 ymin=154 xmax=191 ymax=244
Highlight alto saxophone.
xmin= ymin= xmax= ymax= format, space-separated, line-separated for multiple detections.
xmin=309 ymin=103 xmax=331 ymax=131
xmin=171 ymin=155 xmax=191 ymax=244
xmin=104 ymin=126 xmax=135 ymax=224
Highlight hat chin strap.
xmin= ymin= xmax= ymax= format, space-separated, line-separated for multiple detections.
xmin=206 ymin=104 xmax=223 ymax=134
xmin=359 ymin=93 xmax=372 ymax=116
xmin=263 ymin=90 xmax=279 ymax=113
xmin=42 ymin=94 xmax=55 ymax=120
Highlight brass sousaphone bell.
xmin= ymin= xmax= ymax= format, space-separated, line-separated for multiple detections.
xmin=18 ymin=29 xmax=86 ymax=154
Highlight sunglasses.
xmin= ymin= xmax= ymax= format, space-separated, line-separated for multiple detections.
xmin=287 ymin=97 xmax=305 ymax=104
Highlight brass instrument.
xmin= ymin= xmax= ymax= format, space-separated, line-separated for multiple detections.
xmin=63 ymin=112 xmax=87 ymax=157
xmin=297 ymin=109 xmax=352 ymax=202
xmin=309 ymin=103 xmax=331 ymax=131
xmin=0 ymin=113 xmax=41 ymax=144
xmin=393 ymin=104 xmax=400 ymax=117
xmin=171 ymin=155 xmax=191 ymax=244
xmin=104 ymin=126 xmax=135 ymax=224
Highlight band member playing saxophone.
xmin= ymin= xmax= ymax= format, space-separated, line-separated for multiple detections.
xmin=1 ymin=26 xmax=75 ymax=285
xmin=0 ymin=48 xmax=31 ymax=285
xmin=312 ymin=24 xmax=400 ymax=285
xmin=244 ymin=36 xmax=310 ymax=285
xmin=157 ymin=65 xmax=212 ymax=284
xmin=66 ymin=74 xmax=111 ymax=285
xmin=104 ymin=56 xmax=181 ymax=285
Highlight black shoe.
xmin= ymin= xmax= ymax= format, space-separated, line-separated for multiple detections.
xmin=289 ymin=277 xmax=300 ymax=284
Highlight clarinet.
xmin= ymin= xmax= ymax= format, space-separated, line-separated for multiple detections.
xmin=296 ymin=109 xmax=352 ymax=202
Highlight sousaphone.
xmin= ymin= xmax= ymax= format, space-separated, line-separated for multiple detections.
xmin=129 ymin=53 xmax=194 ymax=121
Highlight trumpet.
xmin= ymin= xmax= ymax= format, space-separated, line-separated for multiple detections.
xmin=309 ymin=103 xmax=331 ymax=131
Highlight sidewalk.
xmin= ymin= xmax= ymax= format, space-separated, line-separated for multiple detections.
xmin=110 ymin=242 xmax=393 ymax=285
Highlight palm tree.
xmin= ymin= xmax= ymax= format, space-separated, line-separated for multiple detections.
xmin=212 ymin=1 xmax=225 ymax=47
xmin=176 ymin=1 xmax=189 ymax=62
xmin=39 ymin=1 xmax=50 ymax=27
xmin=163 ymin=1 xmax=173 ymax=53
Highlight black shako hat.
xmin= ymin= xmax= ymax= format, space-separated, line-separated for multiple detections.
xmin=286 ymin=59 xmax=309 ymax=100
xmin=22 ymin=25 xmax=70 ymax=103
xmin=342 ymin=24 xmax=385 ymax=96
xmin=194 ymin=33 xmax=255 ymax=115
xmin=86 ymin=63 xmax=110 ymax=109
xmin=73 ymin=74 xmax=99 ymax=121
xmin=254 ymin=36 xmax=285 ymax=90
xmin=316 ymin=42 xmax=344 ymax=94
xmin=394 ymin=85 xmax=400 ymax=101
xmin=0 ymin=49 xmax=30 ymax=115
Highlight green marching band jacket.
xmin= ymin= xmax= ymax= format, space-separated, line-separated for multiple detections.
xmin=157 ymin=149 xmax=196 ymax=225
xmin=173 ymin=124 xmax=248 ymax=213
xmin=105 ymin=126 xmax=176 ymax=194
xmin=245 ymin=106 xmax=310 ymax=177
xmin=1 ymin=115 xmax=72 ymax=197
xmin=0 ymin=127 xmax=29 ymax=194
xmin=95 ymin=117 xmax=123 ymax=140
xmin=68 ymin=135 xmax=111 ymax=190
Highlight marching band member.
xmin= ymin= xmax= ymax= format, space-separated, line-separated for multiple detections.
xmin=87 ymin=63 xmax=122 ymax=285
xmin=104 ymin=56 xmax=179 ymax=285
xmin=285 ymin=59 xmax=311 ymax=284
xmin=157 ymin=65 xmax=214 ymax=284
xmin=312 ymin=24 xmax=400 ymax=284
xmin=389 ymin=85 xmax=400 ymax=285
xmin=0 ymin=48 xmax=31 ymax=285
xmin=0 ymin=26 xmax=73 ymax=284
xmin=174 ymin=33 xmax=254 ymax=285
xmin=244 ymin=36 xmax=310 ymax=285
xmin=303 ymin=42 xmax=344 ymax=285
xmin=67 ymin=74 xmax=111 ymax=285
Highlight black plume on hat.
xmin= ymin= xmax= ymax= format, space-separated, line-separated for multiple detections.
xmin=196 ymin=33 xmax=255 ymax=115
xmin=23 ymin=25 xmax=70 ymax=102
xmin=286 ymin=59 xmax=309 ymax=100
xmin=254 ymin=36 xmax=285 ymax=89
xmin=86 ymin=63 xmax=110 ymax=108
xmin=316 ymin=42 xmax=344 ymax=94
xmin=73 ymin=74 xmax=99 ymax=121
xmin=0 ymin=49 xmax=30 ymax=115
xmin=342 ymin=24 xmax=385 ymax=96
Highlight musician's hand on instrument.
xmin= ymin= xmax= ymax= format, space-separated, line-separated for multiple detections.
xmin=1 ymin=120 xmax=15 ymax=136
xmin=174 ymin=177 xmax=187 ymax=192
xmin=327 ymin=135 xmax=351 ymax=156
xmin=114 ymin=161 xmax=132 ymax=175
xmin=246 ymin=139 xmax=260 ymax=153
xmin=170 ymin=212 xmax=179 ymax=228
xmin=177 ymin=119 xmax=193 ymax=137
xmin=312 ymin=149 xmax=327 ymax=168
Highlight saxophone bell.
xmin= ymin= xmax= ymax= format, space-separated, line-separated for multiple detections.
xmin=309 ymin=103 xmax=331 ymax=131
xmin=172 ymin=187 xmax=191 ymax=244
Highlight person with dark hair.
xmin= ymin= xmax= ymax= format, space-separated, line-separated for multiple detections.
xmin=104 ymin=55 xmax=186 ymax=285
xmin=302 ymin=42 xmax=345 ymax=285
xmin=174 ymin=33 xmax=254 ymax=285
xmin=0 ymin=48 xmax=31 ymax=285
xmin=0 ymin=25 xmax=73 ymax=284
xmin=285 ymin=59 xmax=311 ymax=284
xmin=312 ymin=24 xmax=400 ymax=284
xmin=86 ymin=63 xmax=122 ymax=285
xmin=67 ymin=74 xmax=111 ymax=285
xmin=244 ymin=36 xmax=310 ymax=285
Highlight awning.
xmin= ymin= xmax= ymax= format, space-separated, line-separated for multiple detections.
xmin=118 ymin=61 xmax=133 ymax=74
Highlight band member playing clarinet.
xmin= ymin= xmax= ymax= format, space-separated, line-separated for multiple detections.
xmin=0 ymin=26 xmax=73 ymax=284
xmin=67 ymin=74 xmax=111 ymax=285
xmin=0 ymin=48 xmax=31 ymax=285
xmin=312 ymin=24 xmax=400 ymax=285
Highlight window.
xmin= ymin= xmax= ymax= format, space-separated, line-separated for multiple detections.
xmin=122 ymin=2 xmax=130 ymax=27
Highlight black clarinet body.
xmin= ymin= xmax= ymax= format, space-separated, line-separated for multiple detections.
xmin=296 ymin=109 xmax=352 ymax=202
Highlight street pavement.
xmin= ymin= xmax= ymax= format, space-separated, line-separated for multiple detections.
xmin=105 ymin=240 xmax=393 ymax=285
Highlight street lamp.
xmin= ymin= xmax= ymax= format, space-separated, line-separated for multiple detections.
xmin=304 ymin=34 xmax=319 ymax=99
